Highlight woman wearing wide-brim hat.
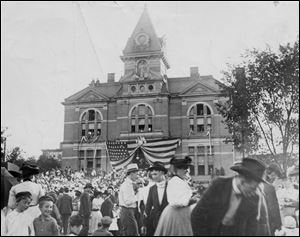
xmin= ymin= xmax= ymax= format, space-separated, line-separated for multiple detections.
xmin=154 ymin=156 xmax=197 ymax=236
xmin=7 ymin=162 xmax=45 ymax=222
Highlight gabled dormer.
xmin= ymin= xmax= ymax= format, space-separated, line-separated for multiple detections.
xmin=119 ymin=6 xmax=169 ymax=97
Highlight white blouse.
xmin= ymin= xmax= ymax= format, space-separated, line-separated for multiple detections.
xmin=8 ymin=181 xmax=45 ymax=209
xmin=167 ymin=176 xmax=192 ymax=207
xmin=92 ymin=197 xmax=104 ymax=210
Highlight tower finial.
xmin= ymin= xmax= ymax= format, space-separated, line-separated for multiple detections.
xmin=144 ymin=2 xmax=147 ymax=11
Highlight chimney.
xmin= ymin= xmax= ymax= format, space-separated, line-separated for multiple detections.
xmin=107 ymin=73 xmax=115 ymax=83
xmin=190 ymin=67 xmax=199 ymax=79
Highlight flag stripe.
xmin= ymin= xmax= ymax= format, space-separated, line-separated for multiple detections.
xmin=107 ymin=138 xmax=180 ymax=169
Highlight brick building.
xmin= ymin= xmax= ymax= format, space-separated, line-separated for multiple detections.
xmin=41 ymin=149 xmax=62 ymax=161
xmin=61 ymin=7 xmax=236 ymax=180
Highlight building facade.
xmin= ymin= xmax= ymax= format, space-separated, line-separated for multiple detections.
xmin=41 ymin=149 xmax=62 ymax=161
xmin=61 ymin=7 xmax=236 ymax=180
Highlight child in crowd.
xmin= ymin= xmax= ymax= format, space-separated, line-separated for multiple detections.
xmin=276 ymin=216 xmax=299 ymax=236
xmin=282 ymin=216 xmax=299 ymax=236
xmin=93 ymin=216 xmax=113 ymax=236
xmin=68 ymin=214 xmax=83 ymax=236
xmin=33 ymin=196 xmax=59 ymax=236
xmin=5 ymin=191 xmax=34 ymax=236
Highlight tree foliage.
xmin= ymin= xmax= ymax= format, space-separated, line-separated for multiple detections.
xmin=217 ymin=38 xmax=299 ymax=175
xmin=1 ymin=127 xmax=8 ymax=163
xmin=37 ymin=154 xmax=61 ymax=172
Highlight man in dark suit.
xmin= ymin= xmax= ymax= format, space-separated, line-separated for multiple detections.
xmin=107 ymin=186 xmax=118 ymax=206
xmin=56 ymin=187 xmax=73 ymax=235
xmin=145 ymin=162 xmax=168 ymax=236
xmin=79 ymin=183 xmax=93 ymax=236
xmin=261 ymin=166 xmax=282 ymax=235
xmin=101 ymin=190 xmax=114 ymax=218
xmin=191 ymin=158 xmax=270 ymax=236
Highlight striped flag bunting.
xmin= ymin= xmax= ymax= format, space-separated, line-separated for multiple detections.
xmin=106 ymin=138 xmax=181 ymax=170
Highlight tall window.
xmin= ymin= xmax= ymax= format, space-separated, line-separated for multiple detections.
xmin=81 ymin=109 xmax=102 ymax=139
xmin=131 ymin=104 xmax=153 ymax=133
xmin=197 ymin=146 xmax=205 ymax=175
xmin=189 ymin=103 xmax=212 ymax=134
xmin=188 ymin=148 xmax=195 ymax=176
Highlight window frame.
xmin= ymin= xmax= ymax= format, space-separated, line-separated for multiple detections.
xmin=130 ymin=104 xmax=154 ymax=133
xmin=80 ymin=109 xmax=102 ymax=140
xmin=188 ymin=103 xmax=213 ymax=135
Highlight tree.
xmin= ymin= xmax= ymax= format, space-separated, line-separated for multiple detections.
xmin=1 ymin=127 xmax=8 ymax=163
xmin=218 ymin=38 xmax=299 ymax=176
xmin=6 ymin=146 xmax=24 ymax=163
xmin=37 ymin=154 xmax=61 ymax=172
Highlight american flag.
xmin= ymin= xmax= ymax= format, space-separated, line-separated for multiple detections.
xmin=106 ymin=141 xmax=137 ymax=170
xmin=106 ymin=138 xmax=181 ymax=170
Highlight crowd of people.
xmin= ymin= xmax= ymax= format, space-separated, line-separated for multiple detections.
xmin=1 ymin=156 xmax=299 ymax=236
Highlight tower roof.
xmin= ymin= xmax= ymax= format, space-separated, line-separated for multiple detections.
xmin=123 ymin=6 xmax=162 ymax=55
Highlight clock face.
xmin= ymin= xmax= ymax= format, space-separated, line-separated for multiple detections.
xmin=135 ymin=33 xmax=149 ymax=46
xmin=138 ymin=35 xmax=147 ymax=44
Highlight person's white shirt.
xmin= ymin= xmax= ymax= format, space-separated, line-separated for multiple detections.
xmin=92 ymin=197 xmax=104 ymax=210
xmin=8 ymin=181 xmax=45 ymax=208
xmin=5 ymin=209 xmax=35 ymax=236
xmin=167 ymin=176 xmax=192 ymax=207
xmin=156 ymin=180 xmax=167 ymax=205
xmin=119 ymin=177 xmax=137 ymax=208
xmin=138 ymin=182 xmax=155 ymax=211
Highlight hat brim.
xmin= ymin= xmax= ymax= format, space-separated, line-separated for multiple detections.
xmin=148 ymin=166 xmax=168 ymax=174
xmin=84 ymin=186 xmax=94 ymax=189
xmin=9 ymin=171 xmax=22 ymax=178
xmin=127 ymin=168 xmax=139 ymax=173
xmin=231 ymin=165 xmax=265 ymax=183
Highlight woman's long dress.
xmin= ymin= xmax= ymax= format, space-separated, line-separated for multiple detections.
xmin=154 ymin=176 xmax=193 ymax=236
xmin=89 ymin=197 xmax=104 ymax=234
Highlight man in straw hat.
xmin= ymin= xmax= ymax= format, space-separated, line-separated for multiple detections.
xmin=119 ymin=163 xmax=140 ymax=236
xmin=191 ymin=158 xmax=269 ymax=236
xmin=145 ymin=162 xmax=169 ymax=236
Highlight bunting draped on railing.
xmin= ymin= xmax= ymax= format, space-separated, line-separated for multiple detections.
xmin=106 ymin=137 xmax=181 ymax=170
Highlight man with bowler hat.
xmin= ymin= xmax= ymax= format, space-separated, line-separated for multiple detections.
xmin=191 ymin=158 xmax=269 ymax=236
xmin=145 ymin=162 xmax=169 ymax=236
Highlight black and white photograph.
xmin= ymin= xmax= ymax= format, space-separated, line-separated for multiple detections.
xmin=1 ymin=1 xmax=299 ymax=236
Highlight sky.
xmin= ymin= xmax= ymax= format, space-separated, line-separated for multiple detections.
xmin=1 ymin=1 xmax=299 ymax=158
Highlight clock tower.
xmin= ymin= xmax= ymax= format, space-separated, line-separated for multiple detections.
xmin=119 ymin=5 xmax=170 ymax=96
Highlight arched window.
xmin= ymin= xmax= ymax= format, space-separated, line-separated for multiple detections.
xmin=188 ymin=103 xmax=212 ymax=134
xmin=130 ymin=104 xmax=153 ymax=133
xmin=80 ymin=109 xmax=102 ymax=139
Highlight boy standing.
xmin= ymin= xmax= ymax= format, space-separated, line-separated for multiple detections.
xmin=33 ymin=196 xmax=59 ymax=236
xmin=93 ymin=216 xmax=113 ymax=236
xmin=5 ymin=191 xmax=34 ymax=236
xmin=68 ymin=214 xmax=83 ymax=236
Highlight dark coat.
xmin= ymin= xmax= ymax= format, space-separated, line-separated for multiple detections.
xmin=191 ymin=177 xmax=265 ymax=236
xmin=1 ymin=168 xmax=19 ymax=209
xmin=101 ymin=198 xmax=114 ymax=218
xmin=56 ymin=193 xmax=73 ymax=215
xmin=145 ymin=183 xmax=168 ymax=236
xmin=79 ymin=191 xmax=91 ymax=217
xmin=263 ymin=182 xmax=282 ymax=235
